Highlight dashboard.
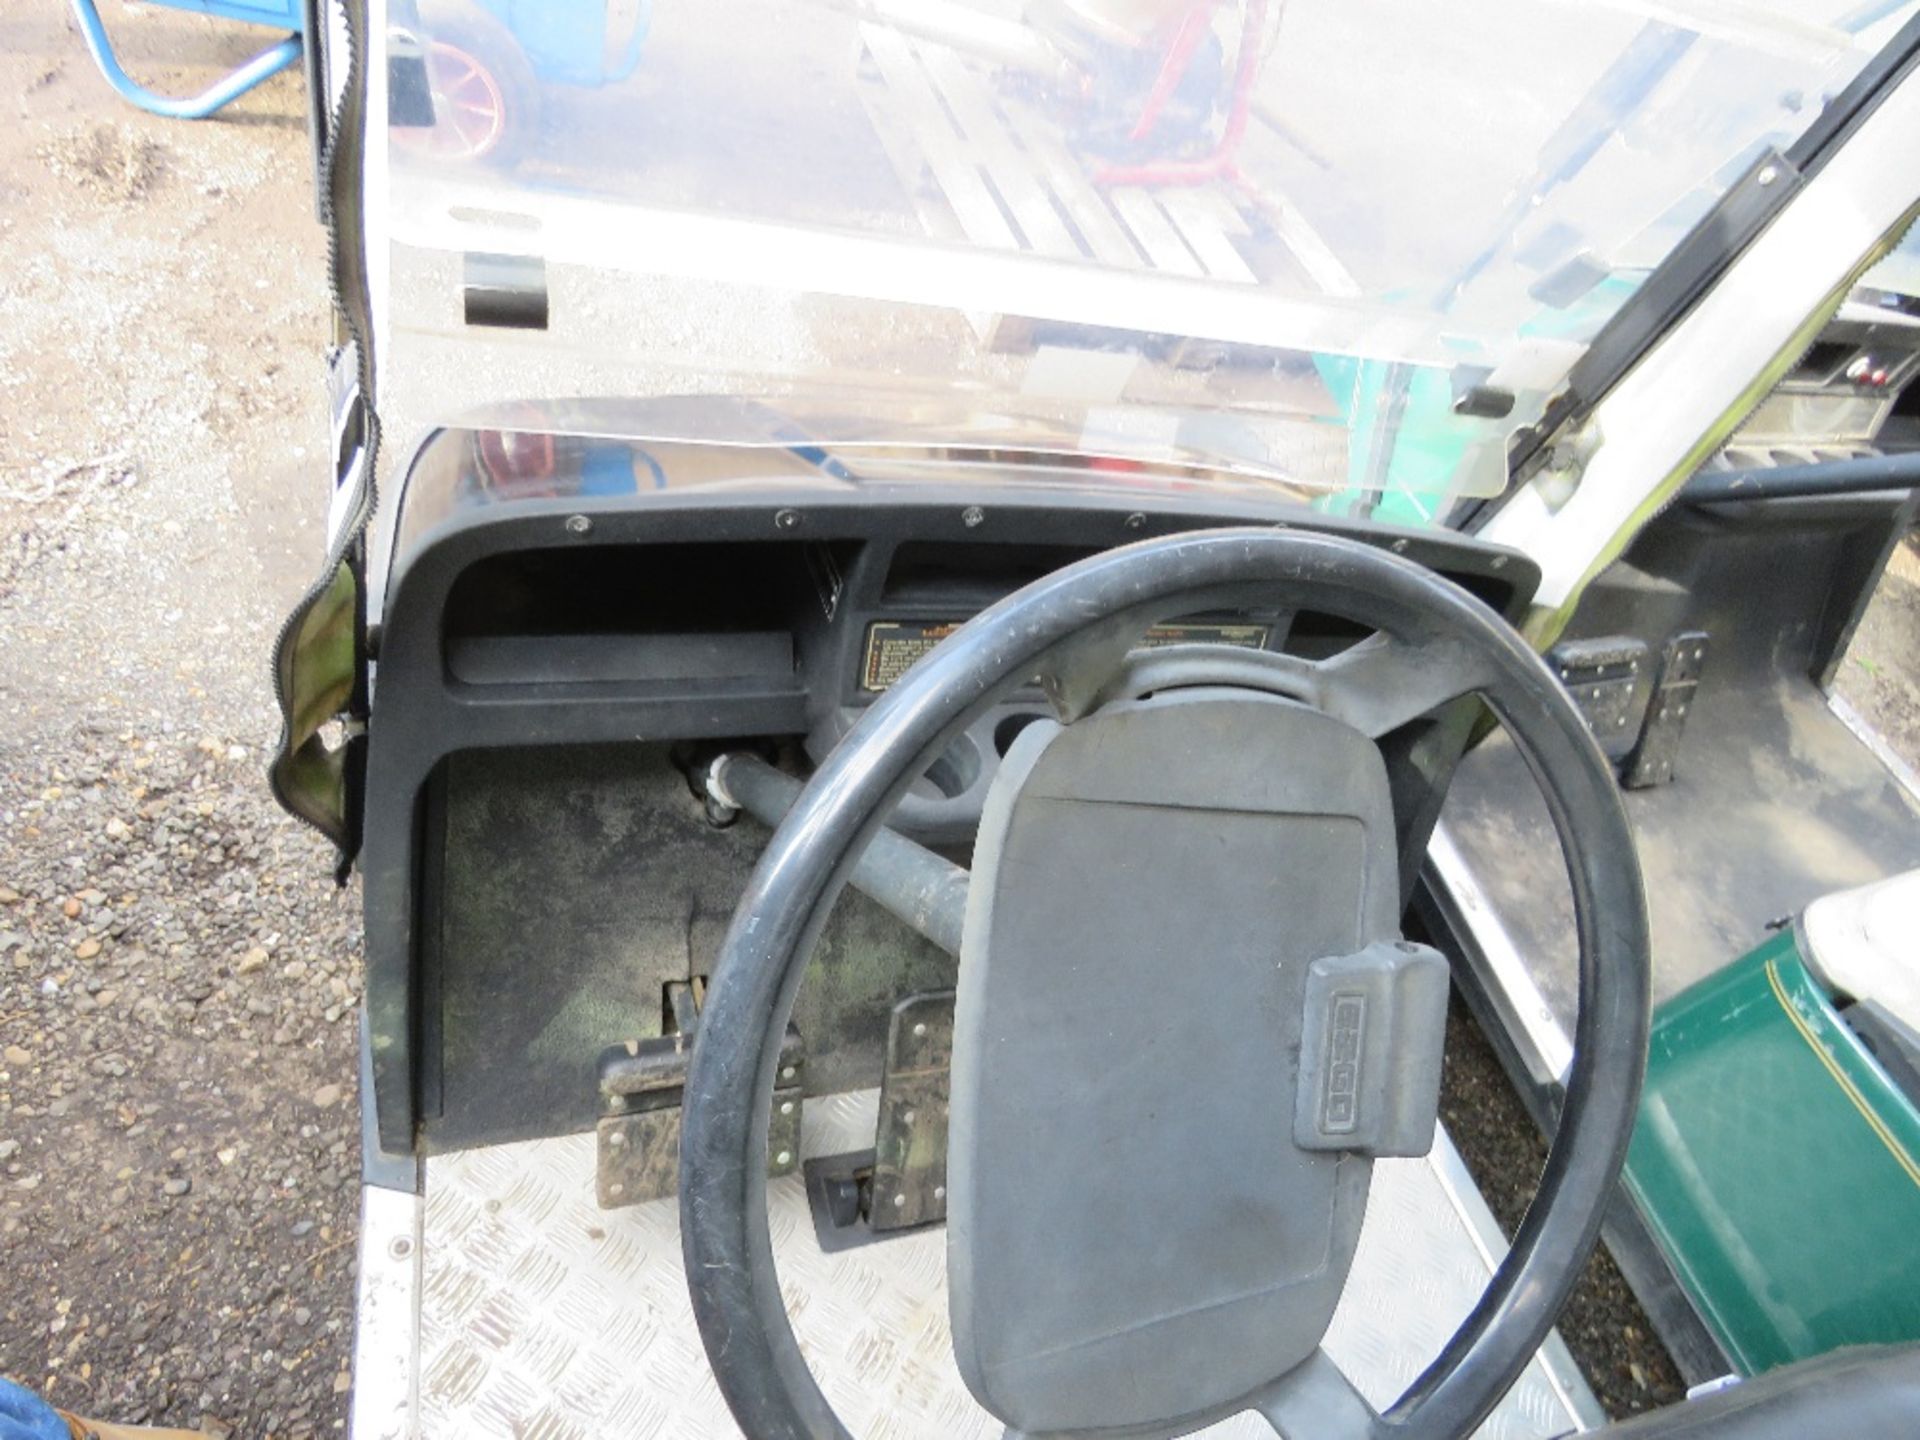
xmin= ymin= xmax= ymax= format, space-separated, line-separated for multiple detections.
xmin=363 ymin=436 xmax=1544 ymax=1150
xmin=378 ymin=445 xmax=1539 ymax=846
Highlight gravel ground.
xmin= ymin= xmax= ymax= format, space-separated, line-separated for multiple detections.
xmin=1440 ymin=1001 xmax=1687 ymax=1421
xmin=0 ymin=732 xmax=361 ymax=1435
xmin=1 ymin=3 xmax=349 ymax=1434
xmin=1 ymin=2 xmax=1918 ymax=1436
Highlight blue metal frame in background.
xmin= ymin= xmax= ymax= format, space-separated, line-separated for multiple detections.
xmin=69 ymin=0 xmax=304 ymax=120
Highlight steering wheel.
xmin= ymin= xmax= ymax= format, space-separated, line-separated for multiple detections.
xmin=681 ymin=527 xmax=1649 ymax=1439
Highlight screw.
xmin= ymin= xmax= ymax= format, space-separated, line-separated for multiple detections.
xmin=1124 ymin=512 xmax=1146 ymax=530
xmin=779 ymin=1100 xmax=794 ymax=1116
xmin=912 ymin=1023 xmax=927 ymax=1038
xmin=774 ymin=508 xmax=801 ymax=530
xmin=565 ymin=514 xmax=592 ymax=535
xmin=389 ymin=1237 xmax=413 ymax=1260
xmin=961 ymin=506 xmax=985 ymax=528
xmin=1757 ymin=164 xmax=1779 ymax=186
xmin=775 ymin=1150 xmax=792 ymax=1168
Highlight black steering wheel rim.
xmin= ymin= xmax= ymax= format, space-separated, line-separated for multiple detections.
xmin=680 ymin=527 xmax=1650 ymax=1440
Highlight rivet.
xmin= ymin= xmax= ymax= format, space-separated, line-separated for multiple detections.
xmin=779 ymin=1101 xmax=795 ymax=1116
xmin=933 ymin=1186 xmax=946 ymax=1200
xmin=912 ymin=1023 xmax=927 ymax=1038
xmin=902 ymin=1108 xmax=916 ymax=1124
xmin=608 ymin=1131 xmax=625 ymax=1148
xmin=780 ymin=1066 xmax=796 ymax=1081
xmin=961 ymin=505 xmax=985 ymax=528
xmin=893 ymin=1194 xmax=907 ymax=1208
xmin=1391 ymin=538 xmax=1409 ymax=553
xmin=609 ymin=1181 xmax=625 ymax=1197
xmin=1757 ymin=164 xmax=1780 ymax=186
xmin=775 ymin=1150 xmax=792 ymax=1167
xmin=564 ymin=514 xmax=592 ymax=535
xmin=1124 ymin=512 xmax=1146 ymax=530
xmin=1491 ymin=555 xmax=1508 ymax=570
xmin=774 ymin=508 xmax=802 ymax=530
xmin=389 ymin=1237 xmax=413 ymax=1260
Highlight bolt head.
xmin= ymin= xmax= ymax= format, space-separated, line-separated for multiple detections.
xmin=565 ymin=514 xmax=592 ymax=535
xmin=774 ymin=508 xmax=801 ymax=530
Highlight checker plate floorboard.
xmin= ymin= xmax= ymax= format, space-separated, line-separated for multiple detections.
xmin=409 ymin=1092 xmax=1596 ymax=1438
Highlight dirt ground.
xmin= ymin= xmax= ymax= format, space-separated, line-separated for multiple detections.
xmin=1 ymin=4 xmax=349 ymax=1435
xmin=1836 ymin=533 xmax=1920 ymax=773
xmin=1 ymin=2 xmax=1919 ymax=1437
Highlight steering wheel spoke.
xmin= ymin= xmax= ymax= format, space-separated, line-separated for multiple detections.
xmin=1036 ymin=614 xmax=1158 ymax=721
xmin=1091 ymin=630 xmax=1492 ymax=739
xmin=1255 ymin=1349 xmax=1384 ymax=1440
xmin=1316 ymin=631 xmax=1498 ymax=737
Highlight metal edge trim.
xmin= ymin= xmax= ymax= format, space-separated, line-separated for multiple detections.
xmin=1828 ymin=690 xmax=1920 ymax=807
xmin=350 ymin=1184 xmax=423 ymax=1440
xmin=1427 ymin=823 xmax=1575 ymax=1085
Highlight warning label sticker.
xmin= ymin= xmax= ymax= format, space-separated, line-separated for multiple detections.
xmin=861 ymin=621 xmax=968 ymax=692
xmin=1139 ymin=622 xmax=1271 ymax=651
xmin=860 ymin=619 xmax=1271 ymax=692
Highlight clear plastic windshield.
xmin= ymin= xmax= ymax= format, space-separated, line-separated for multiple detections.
xmin=378 ymin=0 xmax=1918 ymax=520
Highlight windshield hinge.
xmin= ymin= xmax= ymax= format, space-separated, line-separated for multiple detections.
xmin=1527 ymin=418 xmax=1605 ymax=512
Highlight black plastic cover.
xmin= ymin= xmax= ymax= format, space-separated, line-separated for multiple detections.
xmin=948 ymin=690 xmax=1402 ymax=1435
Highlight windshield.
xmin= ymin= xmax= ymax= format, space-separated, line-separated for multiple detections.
xmin=377 ymin=0 xmax=1918 ymax=521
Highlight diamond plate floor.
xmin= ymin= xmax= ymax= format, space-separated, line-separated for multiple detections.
xmin=401 ymin=1093 xmax=1595 ymax=1438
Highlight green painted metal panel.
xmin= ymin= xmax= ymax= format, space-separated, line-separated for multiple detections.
xmin=1624 ymin=929 xmax=1920 ymax=1374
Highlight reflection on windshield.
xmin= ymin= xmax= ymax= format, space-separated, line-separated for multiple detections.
xmin=380 ymin=0 xmax=1918 ymax=522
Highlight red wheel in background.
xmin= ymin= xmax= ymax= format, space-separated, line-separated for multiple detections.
xmin=393 ymin=2 xmax=540 ymax=169
xmin=414 ymin=40 xmax=507 ymax=160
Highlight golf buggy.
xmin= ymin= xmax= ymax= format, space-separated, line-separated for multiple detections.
xmin=271 ymin=0 xmax=1920 ymax=1434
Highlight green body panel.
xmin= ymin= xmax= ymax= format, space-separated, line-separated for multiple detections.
xmin=1623 ymin=928 xmax=1920 ymax=1374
